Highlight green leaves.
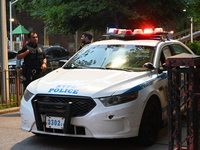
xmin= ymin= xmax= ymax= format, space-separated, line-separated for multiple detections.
xmin=187 ymin=40 xmax=200 ymax=55
xmin=15 ymin=0 xmax=197 ymax=34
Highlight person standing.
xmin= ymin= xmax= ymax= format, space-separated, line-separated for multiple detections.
xmin=17 ymin=31 xmax=47 ymax=90
xmin=79 ymin=33 xmax=93 ymax=50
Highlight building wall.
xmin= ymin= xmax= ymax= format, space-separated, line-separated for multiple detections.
xmin=15 ymin=11 xmax=76 ymax=55
xmin=13 ymin=11 xmax=105 ymax=55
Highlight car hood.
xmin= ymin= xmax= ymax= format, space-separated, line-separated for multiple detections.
xmin=29 ymin=68 xmax=153 ymax=97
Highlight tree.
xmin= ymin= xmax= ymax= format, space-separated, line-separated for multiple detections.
xmin=188 ymin=0 xmax=200 ymax=28
xmin=174 ymin=0 xmax=200 ymax=31
xmin=187 ymin=40 xmax=200 ymax=55
xmin=16 ymin=0 xmax=193 ymax=34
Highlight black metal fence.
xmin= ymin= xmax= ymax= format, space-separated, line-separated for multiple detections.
xmin=0 ymin=67 xmax=58 ymax=107
xmin=166 ymin=53 xmax=200 ymax=150
xmin=0 ymin=68 xmax=23 ymax=107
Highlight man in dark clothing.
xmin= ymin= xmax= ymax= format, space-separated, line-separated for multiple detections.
xmin=79 ymin=33 xmax=93 ymax=50
xmin=17 ymin=31 xmax=47 ymax=90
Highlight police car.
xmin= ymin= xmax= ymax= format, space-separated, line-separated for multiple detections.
xmin=20 ymin=28 xmax=194 ymax=146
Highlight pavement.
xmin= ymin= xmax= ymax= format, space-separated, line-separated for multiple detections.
xmin=0 ymin=107 xmax=189 ymax=150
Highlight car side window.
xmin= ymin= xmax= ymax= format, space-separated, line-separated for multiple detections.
xmin=171 ymin=44 xmax=191 ymax=55
xmin=59 ymin=49 xmax=68 ymax=57
xmin=52 ymin=49 xmax=68 ymax=58
xmin=46 ymin=51 xmax=52 ymax=59
xmin=160 ymin=46 xmax=172 ymax=66
xmin=52 ymin=49 xmax=60 ymax=58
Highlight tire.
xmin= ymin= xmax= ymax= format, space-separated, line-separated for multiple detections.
xmin=137 ymin=97 xmax=161 ymax=146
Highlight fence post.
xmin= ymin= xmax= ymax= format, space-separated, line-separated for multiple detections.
xmin=16 ymin=68 xmax=21 ymax=106
xmin=166 ymin=53 xmax=200 ymax=150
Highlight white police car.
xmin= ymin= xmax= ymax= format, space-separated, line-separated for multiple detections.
xmin=20 ymin=28 xmax=194 ymax=146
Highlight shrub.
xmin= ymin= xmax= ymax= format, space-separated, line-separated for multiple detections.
xmin=187 ymin=40 xmax=200 ymax=55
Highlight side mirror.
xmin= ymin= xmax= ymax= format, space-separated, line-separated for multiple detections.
xmin=143 ymin=62 xmax=155 ymax=70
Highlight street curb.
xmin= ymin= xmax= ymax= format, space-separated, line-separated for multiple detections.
xmin=0 ymin=107 xmax=20 ymax=115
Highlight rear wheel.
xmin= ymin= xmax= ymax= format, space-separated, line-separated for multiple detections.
xmin=137 ymin=97 xmax=161 ymax=146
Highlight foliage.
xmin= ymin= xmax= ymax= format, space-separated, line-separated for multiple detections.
xmin=187 ymin=40 xmax=200 ymax=55
xmin=0 ymin=94 xmax=19 ymax=109
xmin=188 ymin=0 xmax=200 ymax=27
xmin=175 ymin=0 xmax=200 ymax=32
xmin=0 ymin=104 xmax=18 ymax=109
xmin=16 ymin=0 xmax=195 ymax=34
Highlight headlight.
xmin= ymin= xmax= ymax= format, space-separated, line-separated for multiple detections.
xmin=23 ymin=89 xmax=34 ymax=101
xmin=99 ymin=91 xmax=138 ymax=107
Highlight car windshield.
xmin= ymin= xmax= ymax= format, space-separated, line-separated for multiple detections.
xmin=63 ymin=44 xmax=155 ymax=71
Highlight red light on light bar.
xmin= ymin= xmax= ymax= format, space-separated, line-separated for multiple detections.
xmin=123 ymin=30 xmax=132 ymax=35
xmin=113 ymin=29 xmax=119 ymax=34
xmin=144 ymin=28 xmax=153 ymax=34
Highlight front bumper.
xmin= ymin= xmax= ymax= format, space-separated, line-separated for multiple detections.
xmin=20 ymin=96 xmax=142 ymax=139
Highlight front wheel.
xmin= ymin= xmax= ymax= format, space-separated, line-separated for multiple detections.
xmin=137 ymin=97 xmax=162 ymax=146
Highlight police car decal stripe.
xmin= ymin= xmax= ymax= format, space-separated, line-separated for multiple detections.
xmin=123 ymin=73 xmax=167 ymax=94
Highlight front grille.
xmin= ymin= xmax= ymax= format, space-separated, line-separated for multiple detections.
xmin=31 ymin=94 xmax=96 ymax=133
xmin=32 ymin=94 xmax=96 ymax=117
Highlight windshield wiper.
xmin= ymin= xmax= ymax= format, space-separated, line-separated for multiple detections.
xmin=63 ymin=62 xmax=89 ymax=69
xmin=89 ymin=67 xmax=133 ymax=72
xmin=63 ymin=66 xmax=80 ymax=69
xmin=105 ymin=67 xmax=133 ymax=72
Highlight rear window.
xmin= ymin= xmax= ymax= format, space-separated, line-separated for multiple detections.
xmin=8 ymin=51 xmax=17 ymax=59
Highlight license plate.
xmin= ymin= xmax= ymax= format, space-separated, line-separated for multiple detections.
xmin=46 ymin=116 xmax=65 ymax=129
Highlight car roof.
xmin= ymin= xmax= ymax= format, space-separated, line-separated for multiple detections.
xmin=45 ymin=46 xmax=67 ymax=51
xmin=90 ymin=39 xmax=175 ymax=47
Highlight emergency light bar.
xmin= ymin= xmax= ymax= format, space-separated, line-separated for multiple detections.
xmin=107 ymin=28 xmax=173 ymax=41
xmin=143 ymin=28 xmax=153 ymax=34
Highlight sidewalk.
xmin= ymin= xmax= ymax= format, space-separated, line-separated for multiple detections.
xmin=0 ymin=107 xmax=20 ymax=115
